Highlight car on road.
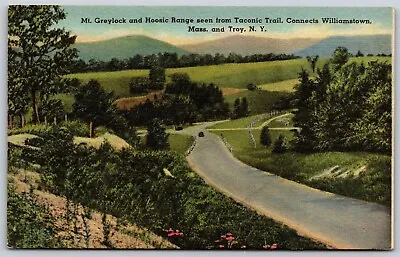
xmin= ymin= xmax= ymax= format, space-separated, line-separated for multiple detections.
xmin=198 ymin=131 xmax=204 ymax=137
xmin=175 ymin=126 xmax=183 ymax=131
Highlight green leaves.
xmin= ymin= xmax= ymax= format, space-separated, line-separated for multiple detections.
xmin=293 ymin=51 xmax=391 ymax=153
xmin=8 ymin=5 xmax=78 ymax=124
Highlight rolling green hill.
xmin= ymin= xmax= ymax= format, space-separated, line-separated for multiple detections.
xmin=68 ymin=56 xmax=390 ymax=98
xmin=74 ymin=35 xmax=190 ymax=61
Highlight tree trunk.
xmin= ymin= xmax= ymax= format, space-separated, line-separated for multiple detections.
xmin=31 ymin=89 xmax=40 ymax=124
xmin=8 ymin=115 xmax=13 ymax=129
xmin=89 ymin=122 xmax=93 ymax=138
xmin=20 ymin=114 xmax=25 ymax=128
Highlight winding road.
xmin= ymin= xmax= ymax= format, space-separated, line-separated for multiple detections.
xmin=180 ymin=122 xmax=392 ymax=250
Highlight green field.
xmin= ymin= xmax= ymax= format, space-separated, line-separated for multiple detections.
xmin=225 ymin=90 xmax=289 ymax=115
xmin=259 ymin=79 xmax=298 ymax=92
xmin=169 ymin=134 xmax=194 ymax=155
xmin=68 ymin=57 xmax=390 ymax=98
xmin=68 ymin=58 xmax=324 ymax=97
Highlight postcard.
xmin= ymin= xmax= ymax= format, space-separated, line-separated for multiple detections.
xmin=7 ymin=5 xmax=393 ymax=250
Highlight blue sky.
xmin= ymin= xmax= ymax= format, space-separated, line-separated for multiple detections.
xmin=59 ymin=6 xmax=393 ymax=44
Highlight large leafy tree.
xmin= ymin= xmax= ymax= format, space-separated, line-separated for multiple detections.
xmin=8 ymin=5 xmax=77 ymax=124
xmin=331 ymin=46 xmax=349 ymax=70
xmin=146 ymin=118 xmax=169 ymax=149
xmin=72 ymin=79 xmax=117 ymax=136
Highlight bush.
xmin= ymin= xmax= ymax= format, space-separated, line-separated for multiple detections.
xmin=7 ymin=179 xmax=62 ymax=248
xmin=146 ymin=119 xmax=169 ymax=149
xmin=129 ymin=77 xmax=151 ymax=94
xmin=247 ymin=83 xmax=257 ymax=91
xmin=60 ymin=120 xmax=90 ymax=137
xmin=260 ymin=126 xmax=272 ymax=146
xmin=273 ymin=134 xmax=288 ymax=153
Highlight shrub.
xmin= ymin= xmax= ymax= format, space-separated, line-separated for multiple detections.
xmin=247 ymin=83 xmax=257 ymax=91
xmin=260 ymin=126 xmax=272 ymax=146
xmin=273 ymin=134 xmax=288 ymax=153
xmin=129 ymin=77 xmax=151 ymax=94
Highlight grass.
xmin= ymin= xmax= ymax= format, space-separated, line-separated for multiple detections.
xmin=267 ymin=113 xmax=295 ymax=128
xmin=208 ymin=114 xmax=266 ymax=130
xmin=68 ymin=57 xmax=391 ymax=98
xmin=74 ymin=133 xmax=131 ymax=151
xmin=213 ymin=126 xmax=391 ymax=206
xmin=225 ymin=90 xmax=290 ymax=115
xmin=211 ymin=110 xmax=391 ymax=206
xmin=168 ymin=134 xmax=194 ymax=155
xmin=259 ymin=79 xmax=298 ymax=92
xmin=67 ymin=58 xmax=325 ymax=97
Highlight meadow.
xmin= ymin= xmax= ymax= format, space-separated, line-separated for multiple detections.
xmin=68 ymin=57 xmax=390 ymax=98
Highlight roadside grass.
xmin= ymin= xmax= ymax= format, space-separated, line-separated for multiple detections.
xmin=259 ymin=78 xmax=298 ymax=92
xmin=267 ymin=113 xmax=295 ymax=128
xmin=213 ymin=128 xmax=391 ymax=206
xmin=225 ymin=90 xmax=290 ymax=115
xmin=168 ymin=134 xmax=194 ymax=155
xmin=208 ymin=114 xmax=266 ymax=130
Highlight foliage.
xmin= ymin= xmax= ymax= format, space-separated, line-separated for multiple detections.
xmin=306 ymin=55 xmax=319 ymax=73
xmin=70 ymin=52 xmax=300 ymax=73
xmin=272 ymin=134 xmax=288 ymax=153
xmin=146 ymin=119 xmax=170 ymax=150
xmin=17 ymin=125 xmax=324 ymax=250
xmin=8 ymin=5 xmax=78 ymax=124
xmin=331 ymin=46 xmax=350 ymax=70
xmin=292 ymin=57 xmax=391 ymax=153
xmin=71 ymin=79 xmax=139 ymax=146
xmin=260 ymin=126 xmax=272 ymax=146
xmin=125 ymin=73 xmax=230 ymax=126
xmin=355 ymin=50 xmax=364 ymax=57
xmin=247 ymin=83 xmax=258 ymax=91
xmin=72 ymin=79 xmax=116 ymax=132
xmin=7 ymin=179 xmax=62 ymax=248
xmin=216 ymin=129 xmax=391 ymax=206
xmin=67 ymin=57 xmax=390 ymax=97
xmin=39 ymin=99 xmax=65 ymax=123
xmin=149 ymin=64 xmax=166 ymax=90
xmin=129 ymin=77 xmax=150 ymax=94
xmin=232 ymin=97 xmax=250 ymax=119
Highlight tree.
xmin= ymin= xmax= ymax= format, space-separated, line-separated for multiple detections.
xmin=146 ymin=118 xmax=169 ymax=149
xmin=240 ymin=97 xmax=250 ymax=117
xmin=355 ymin=50 xmax=364 ymax=57
xmin=72 ymin=79 xmax=116 ymax=136
xmin=247 ymin=83 xmax=257 ymax=91
xmin=306 ymin=55 xmax=319 ymax=73
xmin=272 ymin=134 xmax=288 ymax=153
xmin=8 ymin=6 xmax=77 ymax=124
xmin=149 ymin=64 xmax=166 ymax=90
xmin=331 ymin=46 xmax=349 ymax=70
xmin=260 ymin=126 xmax=272 ymax=146
xmin=233 ymin=98 xmax=241 ymax=119
xmin=129 ymin=77 xmax=150 ymax=94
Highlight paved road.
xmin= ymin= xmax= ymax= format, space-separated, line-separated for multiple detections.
xmin=183 ymin=123 xmax=392 ymax=250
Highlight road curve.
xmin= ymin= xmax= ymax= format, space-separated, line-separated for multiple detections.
xmin=183 ymin=124 xmax=392 ymax=250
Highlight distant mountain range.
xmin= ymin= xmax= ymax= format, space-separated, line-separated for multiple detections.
xmin=293 ymin=35 xmax=392 ymax=57
xmin=179 ymin=35 xmax=320 ymax=55
xmin=74 ymin=35 xmax=190 ymax=61
xmin=74 ymin=34 xmax=392 ymax=61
